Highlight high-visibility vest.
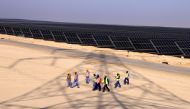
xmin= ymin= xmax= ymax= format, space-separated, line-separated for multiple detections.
xmin=115 ymin=75 xmax=120 ymax=81
xmin=102 ymin=77 xmax=109 ymax=85
xmin=125 ymin=73 xmax=129 ymax=78
xmin=96 ymin=77 xmax=101 ymax=83
xmin=92 ymin=77 xmax=96 ymax=82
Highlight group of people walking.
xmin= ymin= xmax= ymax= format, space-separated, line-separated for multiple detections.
xmin=66 ymin=72 xmax=80 ymax=88
xmin=66 ymin=70 xmax=130 ymax=92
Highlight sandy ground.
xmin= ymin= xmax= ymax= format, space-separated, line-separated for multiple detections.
xmin=0 ymin=34 xmax=190 ymax=109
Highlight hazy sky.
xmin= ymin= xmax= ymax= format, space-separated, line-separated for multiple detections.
xmin=0 ymin=0 xmax=190 ymax=28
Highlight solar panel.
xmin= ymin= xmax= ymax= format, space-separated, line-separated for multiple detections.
xmin=1 ymin=20 xmax=190 ymax=57
xmin=156 ymin=46 xmax=183 ymax=55
xmin=175 ymin=41 xmax=190 ymax=48
xmin=110 ymin=36 xmax=130 ymax=42
xmin=175 ymin=41 xmax=190 ymax=56
xmin=130 ymin=38 xmax=150 ymax=43
xmin=64 ymin=32 xmax=81 ymax=44
xmin=77 ymin=33 xmax=97 ymax=46
xmin=52 ymin=31 xmax=67 ymax=42
xmin=181 ymin=49 xmax=190 ymax=56
xmin=157 ymin=33 xmax=183 ymax=38
xmin=4 ymin=27 xmax=14 ymax=35
xmin=151 ymin=39 xmax=176 ymax=46
xmin=151 ymin=40 xmax=183 ymax=55
xmin=40 ymin=30 xmax=54 ymax=40
xmin=133 ymin=43 xmax=155 ymax=49
xmin=0 ymin=26 xmax=6 ymax=34
xmin=12 ymin=28 xmax=23 ymax=36
xmin=110 ymin=36 xmax=134 ymax=50
xmin=30 ymin=29 xmax=43 ymax=39
xmin=130 ymin=38 xmax=156 ymax=52
xmin=21 ymin=28 xmax=33 ymax=38
xmin=120 ymin=31 xmax=153 ymax=38
xmin=93 ymin=33 xmax=114 ymax=48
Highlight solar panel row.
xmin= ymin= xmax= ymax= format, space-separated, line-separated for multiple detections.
xmin=130 ymin=38 xmax=156 ymax=52
xmin=1 ymin=25 xmax=190 ymax=57
xmin=175 ymin=41 xmax=190 ymax=56
xmin=110 ymin=36 xmax=134 ymax=50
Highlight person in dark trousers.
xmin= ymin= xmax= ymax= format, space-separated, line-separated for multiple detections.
xmin=96 ymin=74 xmax=101 ymax=91
xmin=115 ymin=73 xmax=121 ymax=88
xmin=124 ymin=71 xmax=130 ymax=85
xmin=72 ymin=72 xmax=80 ymax=88
xmin=102 ymin=75 xmax=110 ymax=92
xmin=92 ymin=74 xmax=97 ymax=90
xmin=85 ymin=70 xmax=90 ymax=84
xmin=66 ymin=73 xmax=72 ymax=87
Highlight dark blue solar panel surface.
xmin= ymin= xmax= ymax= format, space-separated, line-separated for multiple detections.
xmin=1 ymin=21 xmax=190 ymax=57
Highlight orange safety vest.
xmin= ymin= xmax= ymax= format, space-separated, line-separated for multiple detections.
xmin=96 ymin=77 xmax=101 ymax=84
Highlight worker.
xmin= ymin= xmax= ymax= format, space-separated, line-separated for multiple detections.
xmin=66 ymin=73 xmax=72 ymax=87
xmin=102 ymin=75 xmax=110 ymax=92
xmin=96 ymin=74 xmax=101 ymax=91
xmin=92 ymin=74 xmax=97 ymax=90
xmin=72 ymin=72 xmax=80 ymax=88
xmin=124 ymin=71 xmax=130 ymax=85
xmin=86 ymin=70 xmax=90 ymax=84
xmin=115 ymin=73 xmax=121 ymax=88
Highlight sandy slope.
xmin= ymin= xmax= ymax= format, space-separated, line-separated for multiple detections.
xmin=0 ymin=34 xmax=190 ymax=109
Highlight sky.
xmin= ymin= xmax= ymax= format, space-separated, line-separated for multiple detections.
xmin=0 ymin=0 xmax=190 ymax=28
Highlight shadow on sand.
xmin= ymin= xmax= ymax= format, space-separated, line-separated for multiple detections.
xmin=0 ymin=49 xmax=190 ymax=109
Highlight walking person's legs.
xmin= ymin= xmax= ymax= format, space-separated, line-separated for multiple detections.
xmin=93 ymin=83 xmax=97 ymax=90
xmin=115 ymin=81 xmax=119 ymax=88
xmin=86 ymin=76 xmax=90 ymax=84
xmin=71 ymin=81 xmax=75 ymax=88
xmin=124 ymin=78 xmax=127 ymax=85
xmin=87 ymin=77 xmax=90 ymax=84
xmin=118 ymin=81 xmax=121 ymax=88
xmin=105 ymin=84 xmax=110 ymax=92
xmin=103 ymin=85 xmax=106 ymax=92
xmin=127 ymin=78 xmax=129 ymax=85
xmin=76 ymin=81 xmax=80 ymax=88
xmin=67 ymin=80 xmax=70 ymax=87
xmin=98 ymin=83 xmax=101 ymax=91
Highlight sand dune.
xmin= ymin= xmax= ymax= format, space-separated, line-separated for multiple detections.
xmin=0 ymin=34 xmax=190 ymax=109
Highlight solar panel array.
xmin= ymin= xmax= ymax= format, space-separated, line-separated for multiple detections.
xmin=52 ymin=31 xmax=67 ymax=42
xmin=130 ymin=38 xmax=156 ymax=52
xmin=175 ymin=41 xmax=190 ymax=56
xmin=21 ymin=28 xmax=33 ymax=38
xmin=1 ymin=21 xmax=190 ymax=57
xmin=110 ymin=35 xmax=134 ymax=50
xmin=78 ymin=32 xmax=97 ymax=46
xmin=0 ymin=26 xmax=6 ymax=34
xmin=93 ymin=33 xmax=114 ymax=48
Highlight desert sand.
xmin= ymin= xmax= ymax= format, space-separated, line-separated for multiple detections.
xmin=0 ymin=34 xmax=190 ymax=109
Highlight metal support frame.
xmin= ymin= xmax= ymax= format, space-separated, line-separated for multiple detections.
xmin=108 ymin=35 xmax=116 ymax=48
xmin=19 ymin=27 xmax=24 ymax=37
xmin=11 ymin=27 xmax=15 ymax=35
xmin=39 ymin=30 xmax=45 ymax=39
xmin=92 ymin=33 xmax=99 ymax=47
xmin=128 ymin=37 xmax=136 ymax=50
xmin=76 ymin=33 xmax=82 ymax=44
xmin=150 ymin=40 xmax=160 ymax=54
xmin=28 ymin=28 xmax=34 ymax=38
xmin=63 ymin=32 xmax=69 ymax=43
xmin=174 ymin=42 xmax=185 ymax=56
xmin=50 ymin=31 xmax=56 ymax=41
xmin=3 ymin=26 xmax=7 ymax=34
